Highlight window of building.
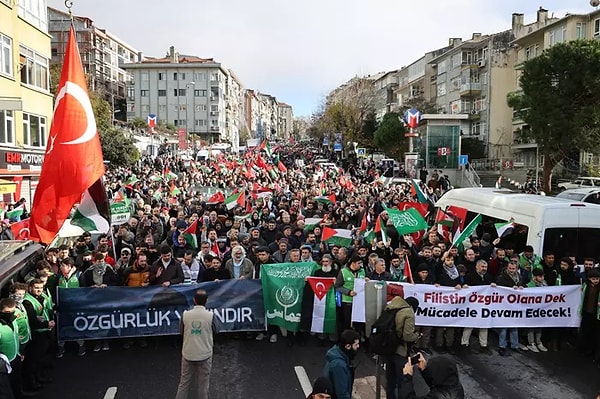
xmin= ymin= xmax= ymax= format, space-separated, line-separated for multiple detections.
xmin=194 ymin=72 xmax=206 ymax=81
xmin=194 ymin=89 xmax=207 ymax=97
xmin=437 ymin=60 xmax=446 ymax=75
xmin=141 ymin=104 xmax=149 ymax=112
xmin=173 ymin=73 xmax=178 ymax=80
xmin=22 ymin=113 xmax=46 ymax=147
xmin=140 ymin=90 xmax=148 ymax=97
xmin=549 ymin=25 xmax=567 ymax=46
xmin=158 ymin=72 xmax=165 ymax=80
xmin=210 ymin=119 xmax=218 ymax=126
xmin=158 ymin=89 xmax=166 ymax=97
xmin=159 ymin=105 xmax=167 ymax=112
xmin=127 ymin=103 xmax=135 ymax=112
xmin=437 ymin=83 xmax=446 ymax=96
xmin=195 ymin=119 xmax=207 ymax=127
xmin=576 ymin=22 xmax=587 ymax=40
xmin=178 ymin=89 xmax=186 ymax=96
xmin=452 ymin=54 xmax=461 ymax=68
xmin=141 ymin=71 xmax=149 ymax=81
xmin=450 ymin=77 xmax=461 ymax=92
xmin=0 ymin=34 xmax=12 ymax=77
xmin=179 ymin=105 xmax=187 ymax=111
xmin=127 ymin=87 xmax=135 ymax=98
xmin=595 ymin=19 xmax=600 ymax=37
xmin=0 ymin=110 xmax=14 ymax=145
xmin=210 ymin=104 xmax=219 ymax=112
xmin=195 ymin=104 xmax=207 ymax=111
xmin=17 ymin=0 xmax=47 ymax=31
xmin=19 ymin=45 xmax=49 ymax=90
xmin=210 ymin=73 xmax=219 ymax=81
xmin=461 ymin=51 xmax=472 ymax=65
xmin=181 ymin=72 xmax=185 ymax=80
xmin=174 ymin=120 xmax=186 ymax=126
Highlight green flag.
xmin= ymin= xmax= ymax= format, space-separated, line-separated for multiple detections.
xmin=453 ymin=214 xmax=482 ymax=248
xmin=363 ymin=228 xmax=376 ymax=244
xmin=386 ymin=207 xmax=428 ymax=235
xmin=261 ymin=262 xmax=318 ymax=332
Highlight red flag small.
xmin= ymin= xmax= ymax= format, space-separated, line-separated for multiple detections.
xmin=277 ymin=160 xmax=287 ymax=173
xmin=207 ymin=192 xmax=225 ymax=204
xmin=404 ymin=256 xmax=414 ymax=283
xmin=306 ymin=277 xmax=335 ymax=301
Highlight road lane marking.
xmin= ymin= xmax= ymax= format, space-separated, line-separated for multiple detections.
xmin=103 ymin=387 xmax=118 ymax=399
xmin=294 ymin=365 xmax=312 ymax=396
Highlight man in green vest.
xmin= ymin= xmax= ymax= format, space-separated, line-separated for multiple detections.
xmin=0 ymin=297 xmax=20 ymax=399
xmin=22 ymin=278 xmax=55 ymax=393
xmin=9 ymin=282 xmax=31 ymax=397
xmin=334 ymin=254 xmax=366 ymax=334
xmin=579 ymin=268 xmax=600 ymax=361
xmin=55 ymin=258 xmax=86 ymax=358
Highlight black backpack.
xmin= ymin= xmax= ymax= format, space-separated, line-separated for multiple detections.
xmin=369 ymin=308 xmax=401 ymax=356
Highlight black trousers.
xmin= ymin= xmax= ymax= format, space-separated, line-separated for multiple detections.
xmin=22 ymin=331 xmax=50 ymax=389
xmin=9 ymin=356 xmax=22 ymax=399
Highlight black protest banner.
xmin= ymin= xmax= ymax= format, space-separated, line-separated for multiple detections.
xmin=57 ymin=280 xmax=265 ymax=340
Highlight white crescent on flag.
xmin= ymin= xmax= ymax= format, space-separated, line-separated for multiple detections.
xmin=55 ymin=81 xmax=97 ymax=145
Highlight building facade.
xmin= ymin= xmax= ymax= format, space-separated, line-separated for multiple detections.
xmin=123 ymin=46 xmax=229 ymax=144
xmin=277 ymin=102 xmax=293 ymax=140
xmin=0 ymin=0 xmax=53 ymax=205
xmin=48 ymin=7 xmax=139 ymax=119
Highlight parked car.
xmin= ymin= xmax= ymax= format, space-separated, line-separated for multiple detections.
xmin=556 ymin=188 xmax=600 ymax=204
xmin=557 ymin=176 xmax=600 ymax=191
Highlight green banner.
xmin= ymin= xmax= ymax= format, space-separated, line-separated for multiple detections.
xmin=386 ymin=207 xmax=428 ymax=235
xmin=260 ymin=262 xmax=318 ymax=332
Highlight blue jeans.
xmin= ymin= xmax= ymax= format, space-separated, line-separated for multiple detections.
xmin=385 ymin=353 xmax=404 ymax=399
xmin=498 ymin=328 xmax=518 ymax=349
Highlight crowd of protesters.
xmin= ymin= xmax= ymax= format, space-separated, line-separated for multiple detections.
xmin=0 ymin=141 xmax=599 ymax=398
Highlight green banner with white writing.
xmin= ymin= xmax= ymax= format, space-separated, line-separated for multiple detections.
xmin=260 ymin=262 xmax=318 ymax=332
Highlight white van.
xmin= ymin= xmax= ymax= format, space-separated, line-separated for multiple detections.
xmin=435 ymin=188 xmax=600 ymax=261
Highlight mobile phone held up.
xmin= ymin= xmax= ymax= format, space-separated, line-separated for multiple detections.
xmin=410 ymin=354 xmax=421 ymax=365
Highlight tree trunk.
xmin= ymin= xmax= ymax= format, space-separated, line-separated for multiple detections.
xmin=542 ymin=152 xmax=561 ymax=194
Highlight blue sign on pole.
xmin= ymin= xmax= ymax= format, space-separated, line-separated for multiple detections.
xmin=459 ymin=155 xmax=469 ymax=166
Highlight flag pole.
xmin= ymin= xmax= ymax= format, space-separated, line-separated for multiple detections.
xmin=64 ymin=0 xmax=73 ymax=20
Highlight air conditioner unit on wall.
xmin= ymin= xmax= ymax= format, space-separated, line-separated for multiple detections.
xmin=478 ymin=60 xmax=486 ymax=68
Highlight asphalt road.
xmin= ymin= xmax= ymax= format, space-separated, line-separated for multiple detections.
xmin=39 ymin=332 xmax=597 ymax=399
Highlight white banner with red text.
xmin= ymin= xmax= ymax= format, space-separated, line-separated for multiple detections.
xmin=377 ymin=283 xmax=582 ymax=328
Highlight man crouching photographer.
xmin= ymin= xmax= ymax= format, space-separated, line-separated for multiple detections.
xmin=399 ymin=353 xmax=465 ymax=399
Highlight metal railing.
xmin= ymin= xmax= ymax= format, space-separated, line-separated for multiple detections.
xmin=461 ymin=162 xmax=481 ymax=187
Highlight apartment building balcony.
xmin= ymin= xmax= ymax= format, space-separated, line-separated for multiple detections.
xmin=460 ymin=83 xmax=481 ymax=97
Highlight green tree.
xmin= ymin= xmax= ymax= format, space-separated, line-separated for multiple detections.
xmin=373 ymin=112 xmax=407 ymax=157
xmin=99 ymin=127 xmax=139 ymax=167
xmin=507 ymin=40 xmax=600 ymax=193
xmin=357 ymin=111 xmax=378 ymax=146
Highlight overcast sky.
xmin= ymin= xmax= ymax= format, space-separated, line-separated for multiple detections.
xmin=47 ymin=1 xmax=590 ymax=117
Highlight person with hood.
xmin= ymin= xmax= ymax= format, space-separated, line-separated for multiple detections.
xmin=323 ymin=329 xmax=360 ymax=399
xmin=307 ymin=376 xmax=333 ymax=399
xmin=382 ymin=294 xmax=420 ymax=399
xmin=400 ymin=354 xmax=465 ymax=399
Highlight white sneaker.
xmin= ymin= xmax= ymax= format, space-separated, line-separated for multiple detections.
xmin=93 ymin=342 xmax=102 ymax=352
xmin=518 ymin=343 xmax=528 ymax=351
xmin=255 ymin=333 xmax=265 ymax=341
xmin=269 ymin=334 xmax=278 ymax=343
xmin=527 ymin=343 xmax=539 ymax=353
xmin=536 ymin=343 xmax=548 ymax=352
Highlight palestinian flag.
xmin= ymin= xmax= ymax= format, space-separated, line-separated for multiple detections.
xmin=304 ymin=218 xmax=323 ymax=230
xmin=206 ymin=191 xmax=225 ymax=204
xmin=322 ymin=226 xmax=353 ymax=247
xmin=363 ymin=228 xmax=376 ymax=244
xmin=150 ymin=174 xmax=162 ymax=182
xmin=314 ymin=194 xmax=336 ymax=205
xmin=225 ymin=191 xmax=245 ymax=210
xmin=495 ymin=220 xmax=515 ymax=238
xmin=182 ymin=219 xmax=198 ymax=249
xmin=153 ymin=188 xmax=163 ymax=201
xmin=169 ymin=183 xmax=181 ymax=197
xmin=374 ymin=216 xmax=388 ymax=244
xmin=435 ymin=209 xmax=454 ymax=227
xmin=359 ymin=212 xmax=368 ymax=234
xmin=70 ymin=179 xmax=110 ymax=233
xmin=6 ymin=205 xmax=25 ymax=220
xmin=301 ymin=277 xmax=336 ymax=334
xmin=410 ymin=179 xmax=428 ymax=203
xmin=277 ymin=160 xmax=287 ymax=173
xmin=452 ymin=214 xmax=482 ymax=248
xmin=124 ymin=175 xmax=139 ymax=188
xmin=260 ymin=140 xmax=273 ymax=157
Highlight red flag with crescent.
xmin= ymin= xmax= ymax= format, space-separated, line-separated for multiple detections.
xmin=30 ymin=25 xmax=105 ymax=243
xmin=306 ymin=277 xmax=335 ymax=301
